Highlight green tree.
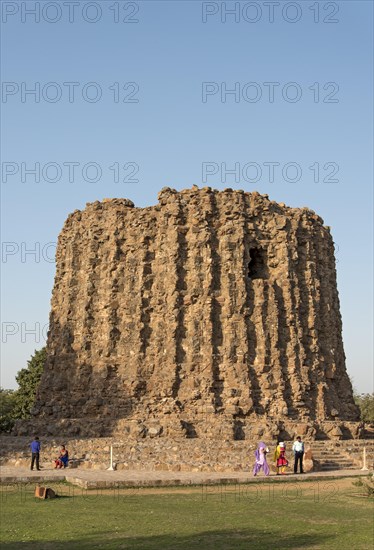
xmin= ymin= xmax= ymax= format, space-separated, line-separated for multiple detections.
xmin=14 ymin=347 xmax=46 ymax=419
xmin=354 ymin=393 xmax=374 ymax=423
xmin=0 ymin=388 xmax=18 ymax=432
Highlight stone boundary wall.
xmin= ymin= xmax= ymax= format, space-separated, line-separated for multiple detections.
xmin=1 ymin=436 xmax=373 ymax=473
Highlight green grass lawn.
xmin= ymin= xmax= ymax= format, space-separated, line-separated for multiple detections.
xmin=0 ymin=478 xmax=373 ymax=549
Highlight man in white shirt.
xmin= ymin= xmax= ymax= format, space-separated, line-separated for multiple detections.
xmin=292 ymin=436 xmax=305 ymax=474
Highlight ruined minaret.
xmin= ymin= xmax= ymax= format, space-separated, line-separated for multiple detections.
xmin=28 ymin=187 xmax=360 ymax=439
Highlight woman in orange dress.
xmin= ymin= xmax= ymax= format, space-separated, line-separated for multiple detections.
xmin=274 ymin=441 xmax=288 ymax=475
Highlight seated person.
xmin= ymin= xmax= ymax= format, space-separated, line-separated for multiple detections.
xmin=54 ymin=445 xmax=69 ymax=469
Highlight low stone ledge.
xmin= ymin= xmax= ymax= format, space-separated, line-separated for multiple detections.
xmin=1 ymin=469 xmax=371 ymax=490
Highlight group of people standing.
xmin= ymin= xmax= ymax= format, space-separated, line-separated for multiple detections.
xmin=29 ymin=437 xmax=69 ymax=470
xmin=253 ymin=436 xmax=305 ymax=476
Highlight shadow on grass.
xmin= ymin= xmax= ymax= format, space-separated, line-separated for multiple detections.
xmin=0 ymin=528 xmax=334 ymax=550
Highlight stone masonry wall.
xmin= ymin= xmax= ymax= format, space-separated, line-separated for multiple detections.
xmin=2 ymin=436 xmax=373 ymax=472
xmin=18 ymin=187 xmax=360 ymax=439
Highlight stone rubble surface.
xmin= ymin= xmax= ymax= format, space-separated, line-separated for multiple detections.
xmin=16 ymin=187 xmax=360 ymax=440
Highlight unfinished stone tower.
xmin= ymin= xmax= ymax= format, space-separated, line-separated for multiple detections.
xmin=25 ymin=187 xmax=360 ymax=440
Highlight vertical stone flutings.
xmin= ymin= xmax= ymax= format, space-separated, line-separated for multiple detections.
xmin=171 ymin=197 xmax=188 ymax=400
xmin=32 ymin=188 xmax=359 ymax=439
xmin=208 ymin=192 xmax=224 ymax=411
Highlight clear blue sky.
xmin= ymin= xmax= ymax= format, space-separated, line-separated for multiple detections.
xmin=1 ymin=0 xmax=373 ymax=393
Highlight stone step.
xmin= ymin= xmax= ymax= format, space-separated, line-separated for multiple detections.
xmin=312 ymin=449 xmax=346 ymax=453
xmin=319 ymin=466 xmax=356 ymax=470
xmin=316 ymin=459 xmax=355 ymax=465
xmin=312 ymin=454 xmax=353 ymax=460
xmin=318 ymin=465 xmax=354 ymax=471
xmin=315 ymin=451 xmax=372 ymax=457
xmin=314 ymin=454 xmax=355 ymax=462
xmin=313 ymin=444 xmax=374 ymax=448
xmin=316 ymin=463 xmax=355 ymax=467
xmin=315 ymin=462 xmax=355 ymax=469
xmin=312 ymin=450 xmax=351 ymax=455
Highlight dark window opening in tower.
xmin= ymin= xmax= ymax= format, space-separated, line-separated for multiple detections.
xmin=248 ymin=247 xmax=268 ymax=279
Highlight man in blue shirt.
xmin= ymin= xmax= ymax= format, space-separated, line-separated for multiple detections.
xmin=30 ymin=436 xmax=41 ymax=471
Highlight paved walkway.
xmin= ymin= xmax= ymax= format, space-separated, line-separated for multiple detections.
xmin=0 ymin=466 xmax=371 ymax=489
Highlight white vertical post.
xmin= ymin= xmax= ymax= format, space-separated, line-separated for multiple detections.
xmin=361 ymin=447 xmax=368 ymax=471
xmin=107 ymin=445 xmax=114 ymax=471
